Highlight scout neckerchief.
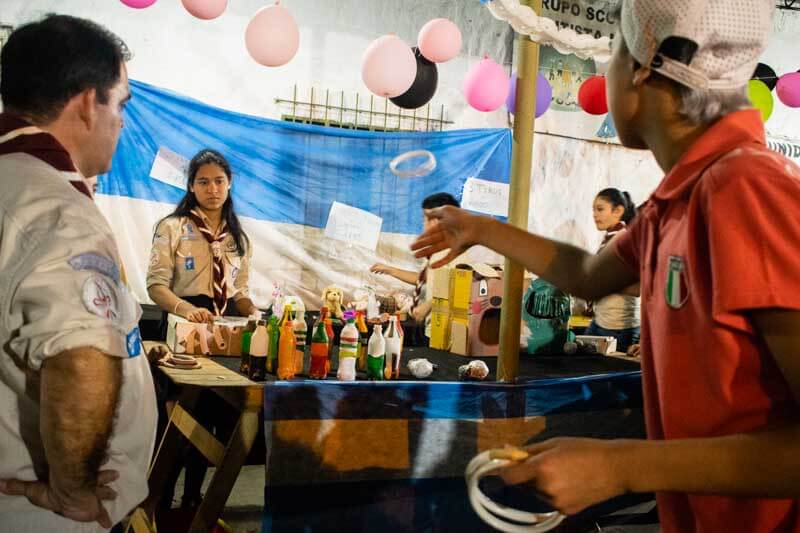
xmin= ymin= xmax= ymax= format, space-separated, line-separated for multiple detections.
xmin=0 ymin=113 xmax=92 ymax=199
xmin=188 ymin=208 xmax=229 ymax=316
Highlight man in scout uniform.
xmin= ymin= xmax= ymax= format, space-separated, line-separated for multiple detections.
xmin=0 ymin=15 xmax=157 ymax=531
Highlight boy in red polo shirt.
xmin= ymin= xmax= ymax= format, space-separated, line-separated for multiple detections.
xmin=411 ymin=1 xmax=800 ymax=531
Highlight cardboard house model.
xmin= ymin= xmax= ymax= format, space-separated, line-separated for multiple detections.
xmin=429 ymin=263 xmax=504 ymax=356
xmin=166 ymin=314 xmax=251 ymax=356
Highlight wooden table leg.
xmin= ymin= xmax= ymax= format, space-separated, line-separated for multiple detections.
xmin=140 ymin=385 xmax=202 ymax=520
xmin=187 ymin=408 xmax=261 ymax=533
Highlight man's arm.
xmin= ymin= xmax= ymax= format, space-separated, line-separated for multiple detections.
xmin=41 ymin=347 xmax=121 ymax=497
xmin=499 ymin=309 xmax=800 ymax=515
xmin=0 ymin=348 xmax=122 ymax=527
xmin=411 ymin=208 xmax=637 ymax=300
xmin=370 ymin=263 xmax=420 ymax=285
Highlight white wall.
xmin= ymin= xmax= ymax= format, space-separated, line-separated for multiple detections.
xmin=1 ymin=1 xmax=797 ymax=301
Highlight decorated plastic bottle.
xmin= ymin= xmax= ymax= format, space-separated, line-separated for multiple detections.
xmin=248 ymin=319 xmax=269 ymax=381
xmin=337 ymin=315 xmax=359 ymax=381
xmin=395 ymin=312 xmax=405 ymax=350
xmin=266 ymin=315 xmax=280 ymax=374
xmin=366 ymin=324 xmax=385 ymax=381
xmin=384 ymin=315 xmax=402 ymax=380
xmin=293 ymin=315 xmax=307 ymax=375
xmin=277 ymin=322 xmax=297 ymax=380
xmin=355 ymin=311 xmax=369 ymax=372
xmin=280 ymin=303 xmax=294 ymax=328
xmin=239 ymin=319 xmax=256 ymax=374
xmin=321 ymin=306 xmax=335 ymax=351
xmin=309 ymin=320 xmax=330 ymax=379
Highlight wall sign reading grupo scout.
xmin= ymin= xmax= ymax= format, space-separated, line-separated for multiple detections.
xmin=541 ymin=0 xmax=618 ymax=40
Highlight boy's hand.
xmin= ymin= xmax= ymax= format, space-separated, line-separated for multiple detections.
xmin=411 ymin=206 xmax=483 ymax=268
xmin=497 ymin=437 xmax=631 ymax=516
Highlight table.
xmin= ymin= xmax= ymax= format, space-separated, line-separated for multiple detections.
xmin=126 ymin=342 xmax=263 ymax=533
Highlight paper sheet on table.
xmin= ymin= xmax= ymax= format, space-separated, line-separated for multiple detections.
xmin=324 ymin=201 xmax=383 ymax=251
xmin=461 ymin=177 xmax=509 ymax=217
xmin=150 ymin=146 xmax=189 ymax=189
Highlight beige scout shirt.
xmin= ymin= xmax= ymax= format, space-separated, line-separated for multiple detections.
xmin=146 ymin=214 xmax=251 ymax=302
xmin=0 ymin=153 xmax=157 ymax=531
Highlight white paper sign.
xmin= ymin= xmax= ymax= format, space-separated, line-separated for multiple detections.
xmin=461 ymin=177 xmax=510 ymax=217
xmin=150 ymin=146 xmax=189 ymax=189
xmin=324 ymin=201 xmax=383 ymax=251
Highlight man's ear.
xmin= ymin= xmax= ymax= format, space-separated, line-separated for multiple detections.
xmin=75 ymin=88 xmax=99 ymax=130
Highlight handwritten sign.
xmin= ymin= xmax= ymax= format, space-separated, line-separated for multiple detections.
xmin=461 ymin=177 xmax=510 ymax=217
xmin=324 ymin=201 xmax=383 ymax=251
xmin=150 ymin=146 xmax=189 ymax=189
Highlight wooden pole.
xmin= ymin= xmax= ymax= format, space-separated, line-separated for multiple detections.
xmin=497 ymin=0 xmax=542 ymax=382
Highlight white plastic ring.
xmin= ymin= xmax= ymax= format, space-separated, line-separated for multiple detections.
xmin=465 ymin=450 xmax=565 ymax=532
xmin=389 ymin=150 xmax=437 ymax=178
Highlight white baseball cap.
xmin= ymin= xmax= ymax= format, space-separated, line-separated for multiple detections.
xmin=620 ymin=0 xmax=774 ymax=91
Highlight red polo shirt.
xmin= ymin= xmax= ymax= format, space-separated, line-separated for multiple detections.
xmin=614 ymin=109 xmax=800 ymax=533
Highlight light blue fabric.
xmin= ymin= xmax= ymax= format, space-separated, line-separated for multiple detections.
xmin=100 ymin=79 xmax=512 ymax=234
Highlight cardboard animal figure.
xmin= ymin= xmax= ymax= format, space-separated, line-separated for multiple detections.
xmin=429 ymin=263 xmax=505 ymax=357
xmin=168 ymin=314 xmax=248 ymax=356
xmin=321 ymin=285 xmax=345 ymax=320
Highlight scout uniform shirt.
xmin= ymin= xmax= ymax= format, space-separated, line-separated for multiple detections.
xmin=613 ymin=110 xmax=800 ymax=533
xmin=146 ymin=213 xmax=251 ymax=307
xmin=0 ymin=115 xmax=157 ymax=532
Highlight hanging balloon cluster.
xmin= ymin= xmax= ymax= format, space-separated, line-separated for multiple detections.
xmin=119 ymin=0 xmax=301 ymax=68
xmin=749 ymin=62 xmax=800 ymax=122
xmin=362 ymin=19 xmax=462 ymax=109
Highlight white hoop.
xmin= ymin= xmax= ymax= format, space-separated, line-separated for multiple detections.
xmin=465 ymin=450 xmax=565 ymax=532
xmin=389 ymin=150 xmax=437 ymax=178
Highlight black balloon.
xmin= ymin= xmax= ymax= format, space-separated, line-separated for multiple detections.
xmin=752 ymin=62 xmax=778 ymax=91
xmin=390 ymin=47 xmax=438 ymax=110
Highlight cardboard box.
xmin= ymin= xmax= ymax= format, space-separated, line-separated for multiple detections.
xmin=429 ymin=304 xmax=451 ymax=350
xmin=166 ymin=314 xmax=251 ymax=356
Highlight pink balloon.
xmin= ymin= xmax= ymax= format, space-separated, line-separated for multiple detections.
xmin=418 ymin=18 xmax=462 ymax=63
xmin=464 ymin=57 xmax=509 ymax=112
xmin=245 ymin=3 xmax=299 ymax=67
xmin=120 ymin=0 xmax=157 ymax=8
xmin=182 ymin=0 xmax=227 ymax=20
xmin=776 ymin=72 xmax=800 ymax=108
xmin=362 ymin=35 xmax=417 ymax=98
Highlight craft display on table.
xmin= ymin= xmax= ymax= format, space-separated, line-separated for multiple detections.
xmin=383 ymin=315 xmax=403 ymax=379
xmin=523 ymin=278 xmax=574 ymax=355
xmin=309 ymin=317 xmax=330 ymax=380
xmin=321 ymin=285 xmax=345 ymax=320
xmin=407 ymin=358 xmax=436 ymax=379
xmin=465 ymin=448 xmax=565 ymax=532
xmin=337 ymin=313 xmax=359 ymax=381
xmin=277 ymin=321 xmax=297 ymax=380
xmin=166 ymin=314 xmax=249 ymax=356
xmin=366 ymin=324 xmax=385 ymax=381
xmin=248 ymin=320 xmax=269 ymax=381
xmin=429 ymin=263 xmax=504 ymax=356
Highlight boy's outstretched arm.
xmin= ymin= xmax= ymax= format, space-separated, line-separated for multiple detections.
xmin=410 ymin=206 xmax=637 ymax=301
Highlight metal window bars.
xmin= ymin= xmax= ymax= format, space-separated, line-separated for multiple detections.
xmin=276 ymin=85 xmax=453 ymax=132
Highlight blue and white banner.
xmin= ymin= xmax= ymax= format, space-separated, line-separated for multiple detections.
xmin=98 ymin=80 xmax=511 ymax=307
